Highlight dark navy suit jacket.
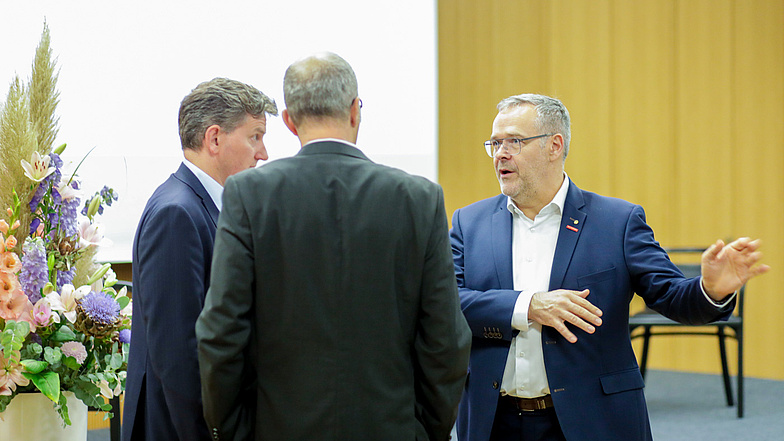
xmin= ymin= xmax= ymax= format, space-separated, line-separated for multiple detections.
xmin=450 ymin=180 xmax=734 ymax=441
xmin=123 ymin=163 xmax=216 ymax=441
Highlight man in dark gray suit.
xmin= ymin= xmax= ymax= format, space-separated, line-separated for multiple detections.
xmin=196 ymin=52 xmax=471 ymax=441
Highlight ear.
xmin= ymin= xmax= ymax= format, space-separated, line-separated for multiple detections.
xmin=282 ymin=109 xmax=299 ymax=136
xmin=349 ymin=97 xmax=361 ymax=128
xmin=548 ymin=133 xmax=565 ymax=162
xmin=203 ymin=124 xmax=221 ymax=155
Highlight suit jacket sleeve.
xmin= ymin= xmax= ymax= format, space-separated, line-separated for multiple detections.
xmin=624 ymin=205 xmax=735 ymax=324
xmin=413 ymin=186 xmax=472 ymax=441
xmin=450 ymin=206 xmax=520 ymax=341
xmin=135 ymin=202 xmax=211 ymax=440
xmin=196 ymin=177 xmax=255 ymax=441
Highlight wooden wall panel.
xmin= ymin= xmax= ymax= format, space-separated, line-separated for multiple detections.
xmin=731 ymin=0 xmax=784 ymax=380
xmin=438 ymin=0 xmax=784 ymax=380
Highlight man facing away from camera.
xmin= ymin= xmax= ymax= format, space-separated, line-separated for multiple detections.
xmin=196 ymin=52 xmax=471 ymax=441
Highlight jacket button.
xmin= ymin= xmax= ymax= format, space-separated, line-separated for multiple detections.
xmin=492 ymin=381 xmax=499 ymax=389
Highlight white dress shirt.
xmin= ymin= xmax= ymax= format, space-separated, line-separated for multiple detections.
xmin=183 ymin=159 xmax=223 ymax=212
xmin=500 ymin=174 xmax=570 ymax=399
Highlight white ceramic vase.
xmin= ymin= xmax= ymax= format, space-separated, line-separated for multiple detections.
xmin=0 ymin=391 xmax=87 ymax=441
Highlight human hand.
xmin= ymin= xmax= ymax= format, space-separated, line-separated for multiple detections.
xmin=701 ymin=237 xmax=770 ymax=301
xmin=528 ymin=289 xmax=603 ymax=343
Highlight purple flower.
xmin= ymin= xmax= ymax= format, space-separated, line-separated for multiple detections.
xmin=79 ymin=291 xmax=120 ymax=325
xmin=29 ymin=218 xmax=41 ymax=236
xmin=18 ymin=237 xmax=48 ymax=303
xmin=118 ymin=329 xmax=131 ymax=344
xmin=61 ymin=341 xmax=87 ymax=364
xmin=57 ymin=267 xmax=76 ymax=291
xmin=29 ymin=183 xmax=46 ymax=212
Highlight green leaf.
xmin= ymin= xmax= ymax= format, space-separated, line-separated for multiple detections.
xmin=73 ymin=379 xmax=110 ymax=410
xmin=44 ymin=346 xmax=62 ymax=365
xmin=51 ymin=325 xmax=77 ymax=342
xmin=110 ymin=353 xmax=123 ymax=370
xmin=63 ymin=356 xmax=81 ymax=370
xmin=56 ymin=392 xmax=72 ymax=426
xmin=21 ymin=359 xmax=48 ymax=374
xmin=116 ymin=296 xmax=130 ymax=309
xmin=24 ymin=371 xmax=60 ymax=402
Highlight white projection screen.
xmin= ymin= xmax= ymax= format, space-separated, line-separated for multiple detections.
xmin=0 ymin=0 xmax=438 ymax=262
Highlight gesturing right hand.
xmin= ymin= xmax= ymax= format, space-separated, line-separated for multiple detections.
xmin=528 ymin=289 xmax=603 ymax=343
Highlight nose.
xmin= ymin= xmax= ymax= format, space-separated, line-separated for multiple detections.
xmin=494 ymin=145 xmax=512 ymax=159
xmin=255 ymin=142 xmax=269 ymax=161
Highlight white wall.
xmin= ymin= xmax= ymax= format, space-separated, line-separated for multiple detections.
xmin=0 ymin=0 xmax=438 ymax=262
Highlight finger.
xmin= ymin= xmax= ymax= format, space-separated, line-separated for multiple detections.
xmin=552 ymin=322 xmax=578 ymax=344
xmin=729 ymin=237 xmax=752 ymax=251
xmin=570 ymin=292 xmax=603 ymax=319
xmin=702 ymin=240 xmax=723 ymax=261
xmin=574 ymin=289 xmax=590 ymax=298
xmin=562 ymin=311 xmax=597 ymax=334
xmin=750 ymin=264 xmax=771 ymax=278
xmin=569 ymin=303 xmax=603 ymax=326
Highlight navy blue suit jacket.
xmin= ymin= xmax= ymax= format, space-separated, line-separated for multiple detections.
xmin=450 ymin=180 xmax=734 ymax=441
xmin=123 ymin=163 xmax=216 ymax=441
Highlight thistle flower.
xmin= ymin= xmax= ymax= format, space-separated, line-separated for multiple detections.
xmin=74 ymin=291 xmax=120 ymax=338
xmin=118 ymin=329 xmax=131 ymax=344
xmin=61 ymin=341 xmax=87 ymax=364
xmin=18 ymin=236 xmax=48 ymax=303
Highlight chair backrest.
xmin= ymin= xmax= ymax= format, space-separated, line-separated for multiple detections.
xmin=666 ymin=248 xmax=744 ymax=318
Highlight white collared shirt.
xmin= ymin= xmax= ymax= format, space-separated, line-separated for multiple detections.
xmin=302 ymin=138 xmax=358 ymax=149
xmin=500 ymin=174 xmax=570 ymax=398
xmin=183 ymin=159 xmax=223 ymax=212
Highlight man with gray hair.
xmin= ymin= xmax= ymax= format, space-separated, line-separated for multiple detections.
xmin=196 ymin=52 xmax=471 ymax=441
xmin=451 ymin=93 xmax=768 ymax=440
xmin=124 ymin=78 xmax=277 ymax=441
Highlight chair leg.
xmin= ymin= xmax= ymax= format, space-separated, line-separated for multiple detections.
xmin=110 ymin=395 xmax=121 ymax=441
xmin=640 ymin=326 xmax=651 ymax=379
xmin=717 ymin=327 xmax=734 ymax=406
xmin=737 ymin=327 xmax=744 ymax=418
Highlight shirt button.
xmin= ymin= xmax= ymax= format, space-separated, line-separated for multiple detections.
xmin=519 ymin=352 xmax=525 ymax=357
xmin=530 ymin=227 xmax=535 ymax=232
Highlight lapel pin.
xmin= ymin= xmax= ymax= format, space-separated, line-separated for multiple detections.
xmin=566 ymin=225 xmax=579 ymax=232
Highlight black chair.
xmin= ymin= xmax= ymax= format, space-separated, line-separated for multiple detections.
xmin=629 ymin=248 xmax=745 ymax=417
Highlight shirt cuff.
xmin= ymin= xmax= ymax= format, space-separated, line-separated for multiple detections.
xmin=700 ymin=276 xmax=736 ymax=308
xmin=511 ymin=290 xmax=535 ymax=332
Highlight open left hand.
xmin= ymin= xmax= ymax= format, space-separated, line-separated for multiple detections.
xmin=701 ymin=237 xmax=770 ymax=301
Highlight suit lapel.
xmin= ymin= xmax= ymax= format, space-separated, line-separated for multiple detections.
xmin=491 ymin=199 xmax=514 ymax=288
xmin=549 ymin=181 xmax=586 ymax=290
xmin=174 ymin=163 xmax=220 ymax=227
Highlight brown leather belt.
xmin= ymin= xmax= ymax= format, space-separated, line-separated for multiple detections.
xmin=501 ymin=394 xmax=554 ymax=412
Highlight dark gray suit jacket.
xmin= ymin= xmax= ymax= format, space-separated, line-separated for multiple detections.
xmin=196 ymin=141 xmax=471 ymax=441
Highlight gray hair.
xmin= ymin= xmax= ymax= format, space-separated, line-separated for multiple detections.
xmin=178 ymin=77 xmax=278 ymax=151
xmin=497 ymin=94 xmax=571 ymax=160
xmin=283 ymin=52 xmax=358 ymax=125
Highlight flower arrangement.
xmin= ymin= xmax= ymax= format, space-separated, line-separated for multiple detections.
xmin=0 ymin=24 xmax=130 ymax=425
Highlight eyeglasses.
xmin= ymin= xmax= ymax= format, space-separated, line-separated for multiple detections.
xmin=352 ymin=97 xmax=363 ymax=109
xmin=483 ymin=134 xmax=552 ymax=157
